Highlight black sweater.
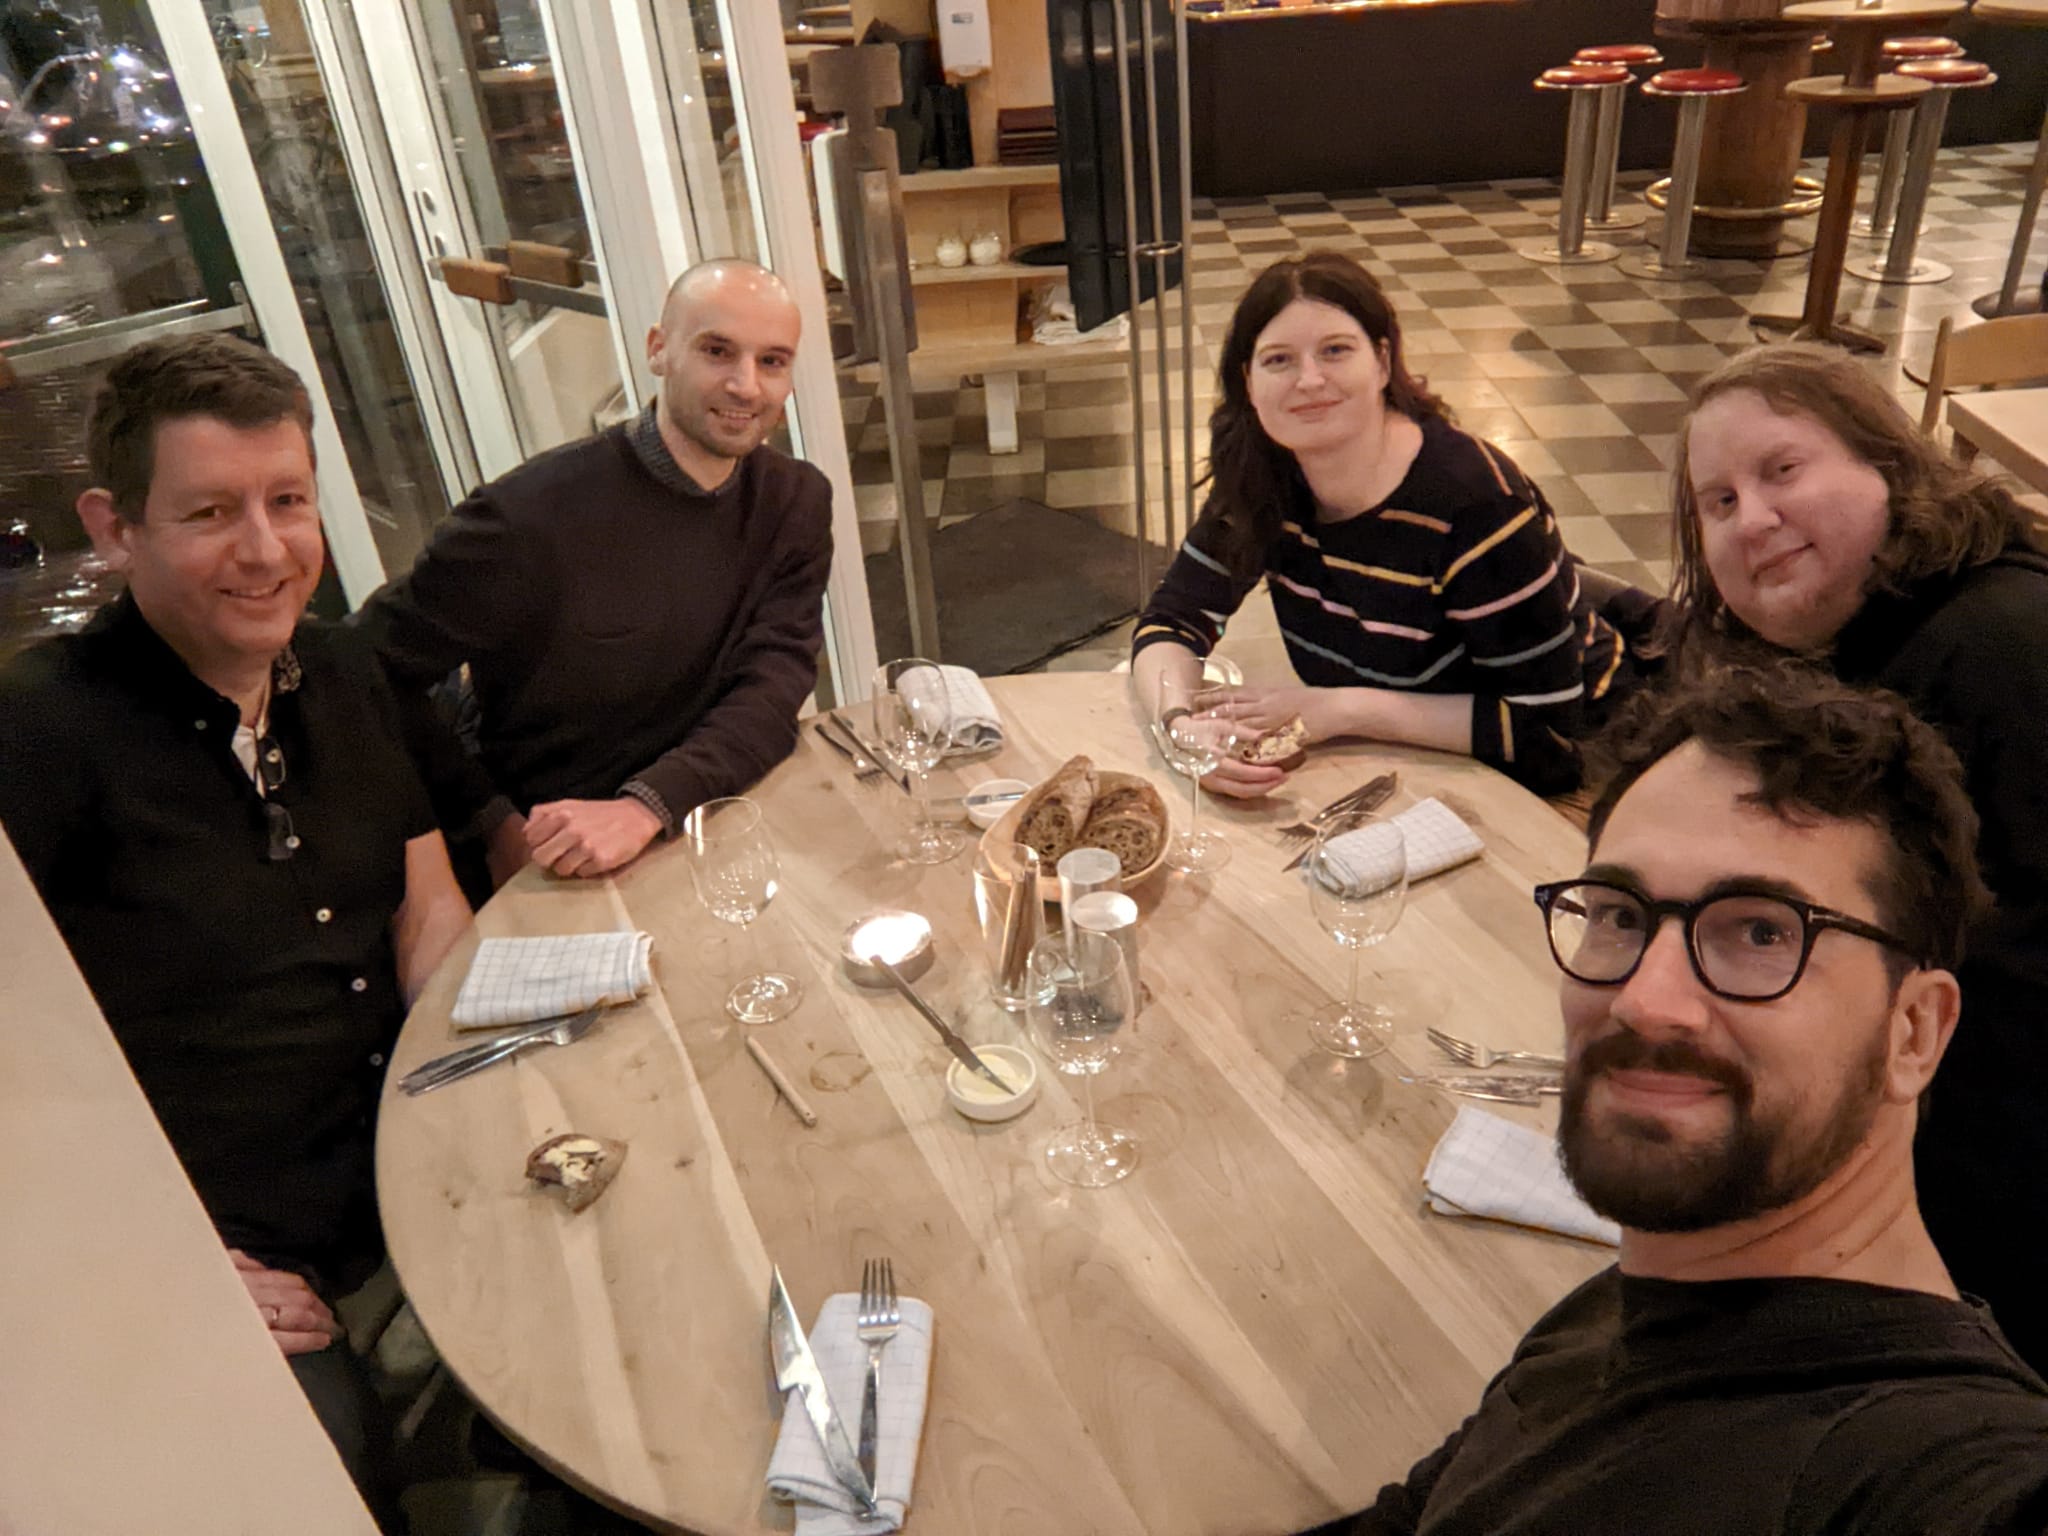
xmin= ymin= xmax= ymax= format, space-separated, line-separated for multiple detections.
xmin=1831 ymin=542 xmax=2048 ymax=1374
xmin=1310 ymin=1269 xmax=2048 ymax=1536
xmin=357 ymin=415 xmax=833 ymax=832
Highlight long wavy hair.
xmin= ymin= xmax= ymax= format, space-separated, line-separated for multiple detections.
xmin=1199 ymin=251 xmax=1447 ymax=579
xmin=1665 ymin=342 xmax=2038 ymax=656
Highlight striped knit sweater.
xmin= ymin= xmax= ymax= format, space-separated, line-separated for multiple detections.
xmin=1132 ymin=414 xmax=1630 ymax=795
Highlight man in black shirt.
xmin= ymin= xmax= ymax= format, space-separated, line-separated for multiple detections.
xmin=357 ymin=257 xmax=834 ymax=884
xmin=1310 ymin=664 xmax=2048 ymax=1536
xmin=0 ymin=335 xmax=471 ymax=1527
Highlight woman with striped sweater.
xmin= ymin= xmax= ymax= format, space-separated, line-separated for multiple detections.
xmin=1131 ymin=251 xmax=1653 ymax=798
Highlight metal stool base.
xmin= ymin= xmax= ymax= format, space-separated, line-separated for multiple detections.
xmin=1585 ymin=206 xmax=1648 ymax=233
xmin=1618 ymin=249 xmax=1749 ymax=282
xmin=1844 ymin=253 xmax=1952 ymax=285
xmin=1516 ymin=237 xmax=1621 ymax=266
xmin=1973 ymin=288 xmax=2045 ymax=321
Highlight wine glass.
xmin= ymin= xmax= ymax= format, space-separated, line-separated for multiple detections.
xmin=873 ymin=658 xmax=967 ymax=865
xmin=682 ymin=797 xmax=803 ymax=1024
xmin=1024 ymin=929 xmax=1138 ymax=1187
xmin=1155 ymin=672 xmax=1238 ymax=875
xmin=1305 ymin=810 xmax=1408 ymax=1058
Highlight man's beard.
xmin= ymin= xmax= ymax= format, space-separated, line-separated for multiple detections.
xmin=1558 ymin=1026 xmax=1887 ymax=1233
xmin=670 ymin=394 xmax=771 ymax=464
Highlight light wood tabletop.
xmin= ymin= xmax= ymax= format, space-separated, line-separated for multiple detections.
xmin=0 ymin=831 xmax=379 ymax=1536
xmin=378 ymin=673 xmax=1609 ymax=1535
xmin=1945 ymin=387 xmax=2048 ymax=496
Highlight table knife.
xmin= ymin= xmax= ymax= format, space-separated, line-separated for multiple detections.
xmin=872 ymin=956 xmax=1019 ymax=1095
xmin=397 ymin=1007 xmax=590 ymax=1094
xmin=829 ymin=714 xmax=911 ymax=793
xmin=767 ymin=1266 xmax=880 ymax=1517
xmin=1283 ymin=774 xmax=1400 ymax=872
xmin=811 ymin=719 xmax=883 ymax=780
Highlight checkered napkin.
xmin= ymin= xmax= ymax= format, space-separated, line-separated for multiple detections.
xmin=766 ymin=1293 xmax=935 ymax=1535
xmin=1319 ymin=797 xmax=1484 ymax=888
xmin=898 ymin=663 xmax=1004 ymax=752
xmin=450 ymin=932 xmax=653 ymax=1029
xmin=1424 ymin=1105 xmax=1620 ymax=1247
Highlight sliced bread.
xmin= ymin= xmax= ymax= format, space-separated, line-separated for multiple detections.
xmin=1016 ymin=755 xmax=1098 ymax=864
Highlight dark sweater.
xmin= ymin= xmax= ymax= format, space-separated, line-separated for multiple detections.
xmin=1831 ymin=542 xmax=2048 ymax=1374
xmin=357 ymin=411 xmax=833 ymax=832
xmin=1309 ymin=1268 xmax=2048 ymax=1536
xmin=1131 ymin=416 xmax=1636 ymax=796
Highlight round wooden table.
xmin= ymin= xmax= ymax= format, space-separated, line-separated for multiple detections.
xmin=378 ymin=674 xmax=1607 ymax=1534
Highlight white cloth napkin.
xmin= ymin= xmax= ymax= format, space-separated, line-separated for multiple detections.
xmin=1319 ymin=796 xmax=1484 ymax=888
xmin=450 ymin=931 xmax=653 ymax=1029
xmin=1424 ymin=1105 xmax=1620 ymax=1247
xmin=899 ymin=663 xmax=1004 ymax=752
xmin=767 ymin=1292 xmax=935 ymax=1535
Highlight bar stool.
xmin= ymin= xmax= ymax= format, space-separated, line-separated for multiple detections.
xmin=1617 ymin=69 xmax=1748 ymax=282
xmin=1751 ymin=0 xmax=1963 ymax=352
xmin=1970 ymin=0 xmax=2048 ymax=318
xmin=1517 ymin=63 xmax=1631 ymax=266
xmin=1573 ymin=44 xmax=1663 ymax=233
xmin=1847 ymin=58 xmax=1996 ymax=285
xmin=1855 ymin=36 xmax=1964 ymax=241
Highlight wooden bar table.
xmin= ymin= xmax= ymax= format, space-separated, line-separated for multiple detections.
xmin=377 ymin=674 xmax=1608 ymax=1535
xmin=0 ymin=832 xmax=380 ymax=1536
xmin=1944 ymin=385 xmax=2048 ymax=493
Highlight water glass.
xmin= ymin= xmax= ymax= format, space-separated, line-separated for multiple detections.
xmin=1154 ymin=672 xmax=1237 ymax=874
xmin=873 ymin=657 xmax=967 ymax=865
xmin=682 ymin=797 xmax=803 ymax=1024
xmin=973 ymin=840 xmax=1044 ymax=1010
xmin=1305 ymin=810 xmax=1408 ymax=1058
xmin=1025 ymin=929 xmax=1138 ymax=1187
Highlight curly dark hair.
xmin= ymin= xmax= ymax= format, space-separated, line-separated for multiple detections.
xmin=1585 ymin=658 xmax=1986 ymax=974
xmin=1198 ymin=250 xmax=1447 ymax=579
xmin=87 ymin=332 xmax=315 ymax=521
xmin=1664 ymin=342 xmax=2037 ymax=655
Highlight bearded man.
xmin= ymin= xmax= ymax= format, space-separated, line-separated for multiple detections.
xmin=1306 ymin=663 xmax=2048 ymax=1536
xmin=358 ymin=258 xmax=833 ymax=881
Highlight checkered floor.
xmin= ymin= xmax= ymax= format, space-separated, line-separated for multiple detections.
xmin=837 ymin=140 xmax=2038 ymax=659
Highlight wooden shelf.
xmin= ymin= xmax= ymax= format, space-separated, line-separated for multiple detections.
xmin=848 ymin=331 xmax=1129 ymax=384
xmin=900 ymin=165 xmax=1061 ymax=194
xmin=910 ymin=260 xmax=1060 ymax=286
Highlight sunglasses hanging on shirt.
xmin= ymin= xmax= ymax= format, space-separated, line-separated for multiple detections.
xmin=255 ymin=731 xmax=299 ymax=862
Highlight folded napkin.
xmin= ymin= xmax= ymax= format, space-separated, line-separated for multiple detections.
xmin=450 ymin=931 xmax=653 ymax=1029
xmin=767 ymin=1292 xmax=935 ymax=1535
xmin=1318 ymin=797 xmax=1484 ymax=889
xmin=1424 ymin=1105 xmax=1620 ymax=1247
xmin=898 ymin=663 xmax=1003 ymax=752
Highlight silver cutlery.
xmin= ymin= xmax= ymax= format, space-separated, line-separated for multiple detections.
xmin=1282 ymin=774 xmax=1400 ymax=873
xmin=1277 ymin=773 xmax=1401 ymax=846
xmin=828 ymin=714 xmax=910 ymax=793
xmin=855 ymin=1258 xmax=901 ymax=1490
xmin=1399 ymin=1071 xmax=1562 ymax=1104
xmin=399 ymin=1003 xmax=606 ymax=1095
xmin=872 ymin=954 xmax=1018 ymax=1094
xmin=1428 ymin=1027 xmax=1566 ymax=1072
xmin=811 ymin=719 xmax=888 ymax=788
xmin=769 ymin=1265 xmax=879 ymax=1516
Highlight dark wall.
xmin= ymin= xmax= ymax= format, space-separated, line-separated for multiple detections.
xmin=1188 ymin=1 xmax=2047 ymax=197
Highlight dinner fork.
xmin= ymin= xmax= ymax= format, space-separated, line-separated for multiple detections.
xmin=399 ymin=1004 xmax=606 ymax=1095
xmin=1428 ymin=1027 xmax=1566 ymax=1072
xmin=811 ymin=719 xmax=888 ymax=790
xmin=856 ymin=1257 xmax=901 ymax=1489
xmin=1277 ymin=774 xmax=1400 ymax=846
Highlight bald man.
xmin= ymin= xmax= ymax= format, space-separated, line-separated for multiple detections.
xmin=359 ymin=260 xmax=833 ymax=880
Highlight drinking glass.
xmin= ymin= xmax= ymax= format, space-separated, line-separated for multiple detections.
xmin=682 ymin=797 xmax=803 ymax=1024
xmin=1155 ymin=673 xmax=1238 ymax=874
xmin=1305 ymin=810 xmax=1408 ymax=1058
xmin=873 ymin=658 xmax=967 ymax=865
xmin=1024 ymin=929 xmax=1139 ymax=1187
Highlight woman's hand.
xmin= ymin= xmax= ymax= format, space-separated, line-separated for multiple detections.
xmin=1203 ymin=685 xmax=1357 ymax=746
xmin=1164 ymin=707 xmax=1290 ymax=799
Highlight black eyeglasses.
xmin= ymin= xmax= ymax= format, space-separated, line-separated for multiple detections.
xmin=1532 ymin=879 xmax=1920 ymax=1002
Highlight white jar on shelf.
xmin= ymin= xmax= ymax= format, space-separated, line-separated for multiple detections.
xmin=935 ymin=234 xmax=968 ymax=268
xmin=968 ymin=230 xmax=1003 ymax=267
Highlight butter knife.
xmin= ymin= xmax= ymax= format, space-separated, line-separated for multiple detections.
xmin=768 ymin=1266 xmax=879 ymax=1517
xmin=399 ymin=1004 xmax=606 ymax=1095
xmin=830 ymin=713 xmax=911 ymax=794
xmin=811 ymin=719 xmax=885 ymax=780
xmin=872 ymin=956 xmax=1019 ymax=1094
xmin=1399 ymin=1072 xmax=1563 ymax=1103
xmin=1283 ymin=773 xmax=1400 ymax=872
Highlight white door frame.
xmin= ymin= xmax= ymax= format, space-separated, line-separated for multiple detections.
xmin=150 ymin=0 xmax=388 ymax=604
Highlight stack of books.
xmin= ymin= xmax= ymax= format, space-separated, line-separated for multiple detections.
xmin=996 ymin=106 xmax=1058 ymax=165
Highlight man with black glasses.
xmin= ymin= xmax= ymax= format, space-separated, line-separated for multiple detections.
xmin=0 ymin=334 xmax=470 ymax=1529
xmin=1307 ymin=663 xmax=2048 ymax=1536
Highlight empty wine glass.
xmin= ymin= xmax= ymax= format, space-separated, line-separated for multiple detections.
xmin=1155 ymin=672 xmax=1238 ymax=874
xmin=682 ymin=797 xmax=802 ymax=1024
xmin=1305 ymin=810 xmax=1408 ymax=1058
xmin=873 ymin=658 xmax=967 ymax=865
xmin=1025 ymin=929 xmax=1138 ymax=1187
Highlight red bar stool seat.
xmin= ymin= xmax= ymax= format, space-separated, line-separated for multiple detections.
xmin=1517 ymin=64 xmax=1633 ymax=266
xmin=1573 ymin=44 xmax=1664 ymax=233
xmin=1617 ymin=69 xmax=1749 ymax=281
xmin=1849 ymin=57 xmax=1997 ymax=285
xmin=1856 ymin=35 xmax=1966 ymax=239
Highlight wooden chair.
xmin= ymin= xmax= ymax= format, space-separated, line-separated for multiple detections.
xmin=1921 ymin=312 xmax=2048 ymax=460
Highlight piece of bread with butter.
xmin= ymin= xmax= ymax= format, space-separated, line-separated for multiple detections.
xmin=525 ymin=1132 xmax=626 ymax=1213
xmin=1236 ymin=715 xmax=1308 ymax=772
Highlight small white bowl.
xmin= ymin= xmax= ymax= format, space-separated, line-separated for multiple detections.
xmin=966 ymin=778 xmax=1031 ymax=829
xmin=945 ymin=1043 xmax=1039 ymax=1122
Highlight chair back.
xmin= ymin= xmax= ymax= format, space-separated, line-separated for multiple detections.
xmin=1922 ymin=313 xmax=2048 ymax=436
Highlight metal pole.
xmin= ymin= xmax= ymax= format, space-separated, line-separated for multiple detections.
xmin=1137 ymin=0 xmax=1178 ymax=590
xmin=859 ymin=168 xmax=941 ymax=660
xmin=1881 ymin=89 xmax=1952 ymax=281
xmin=1175 ymin=0 xmax=1196 ymax=551
xmin=1557 ymin=91 xmax=1599 ymax=259
xmin=1662 ymin=96 xmax=1709 ymax=269
xmin=1109 ymin=0 xmax=1151 ymax=614
xmin=1856 ymin=110 xmax=1913 ymax=240
xmin=1989 ymin=105 xmax=2048 ymax=317
xmin=1588 ymin=85 xmax=1623 ymax=225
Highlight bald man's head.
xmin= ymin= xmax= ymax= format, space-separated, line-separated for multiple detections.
xmin=646 ymin=259 xmax=802 ymax=484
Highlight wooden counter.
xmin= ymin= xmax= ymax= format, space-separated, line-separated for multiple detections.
xmin=0 ymin=831 xmax=378 ymax=1536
